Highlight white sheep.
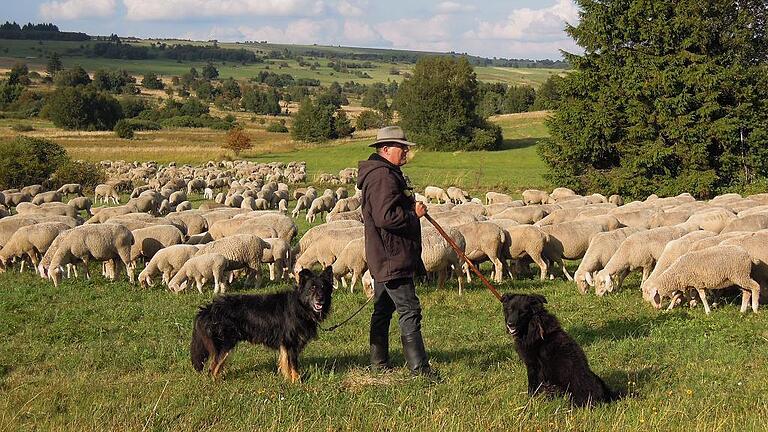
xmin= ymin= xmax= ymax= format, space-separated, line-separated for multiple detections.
xmin=129 ymin=225 xmax=185 ymax=268
xmin=261 ymin=237 xmax=291 ymax=281
xmin=446 ymin=187 xmax=470 ymax=204
xmin=485 ymin=191 xmax=514 ymax=205
xmin=455 ymin=221 xmax=506 ymax=283
xmin=331 ymin=237 xmax=366 ymax=292
xmin=640 ymin=231 xmax=716 ymax=302
xmin=424 ymin=186 xmax=451 ymax=204
xmin=594 ymin=224 xmax=697 ymax=296
xmin=195 ymin=234 xmax=270 ymax=288
xmin=47 ymin=224 xmax=135 ymax=287
xmin=539 ymin=221 xmax=609 ymax=281
xmin=203 ymin=188 xmax=214 ymax=200
xmin=94 ymin=184 xmax=120 ymax=205
xmin=522 ymin=189 xmax=549 ymax=205
xmin=32 ymin=191 xmax=63 ymax=205
xmin=574 ymin=227 xmax=644 ymax=294
xmin=645 ymin=245 xmax=761 ymax=314
xmin=306 ymin=194 xmax=336 ymax=223
xmin=168 ymin=253 xmax=230 ymax=294
xmin=0 ymin=222 xmax=70 ymax=272
xmin=492 ymin=206 xmax=547 ymax=224
xmin=292 ymin=194 xmax=312 ymax=219
xmin=421 ymin=226 xmax=466 ymax=293
xmin=138 ymin=244 xmax=200 ymax=288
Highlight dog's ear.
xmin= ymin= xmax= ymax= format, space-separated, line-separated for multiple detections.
xmin=297 ymin=268 xmax=314 ymax=288
xmin=530 ymin=294 xmax=547 ymax=305
xmin=526 ymin=314 xmax=546 ymax=343
xmin=501 ymin=293 xmax=516 ymax=304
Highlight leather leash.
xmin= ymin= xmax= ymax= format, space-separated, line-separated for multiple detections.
xmin=319 ymin=295 xmax=373 ymax=332
xmin=425 ymin=212 xmax=503 ymax=302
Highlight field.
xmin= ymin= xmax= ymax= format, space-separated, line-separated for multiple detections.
xmin=0 ymin=111 xmax=551 ymax=195
xmin=0 ymin=39 xmax=566 ymax=88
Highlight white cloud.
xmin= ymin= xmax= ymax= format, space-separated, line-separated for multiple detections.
xmin=343 ymin=20 xmax=383 ymax=45
xmin=466 ymin=0 xmax=578 ymax=42
xmin=39 ymin=0 xmax=117 ymax=20
xmin=375 ymin=15 xmax=454 ymax=52
xmin=336 ymin=0 xmax=366 ymax=17
xmin=436 ymin=2 xmax=475 ymax=14
xmin=234 ymin=19 xmax=338 ymax=45
xmin=122 ymin=0 xmax=326 ymax=21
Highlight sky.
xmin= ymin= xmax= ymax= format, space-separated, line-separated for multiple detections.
xmin=4 ymin=0 xmax=582 ymax=60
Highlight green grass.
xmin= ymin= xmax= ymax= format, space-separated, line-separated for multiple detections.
xmin=2 ymin=266 xmax=767 ymax=431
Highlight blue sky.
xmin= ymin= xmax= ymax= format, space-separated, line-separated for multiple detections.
xmin=4 ymin=0 xmax=581 ymax=59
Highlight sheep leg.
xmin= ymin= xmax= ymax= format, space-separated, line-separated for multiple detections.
xmin=464 ymin=263 xmax=472 ymax=283
xmin=740 ymin=289 xmax=751 ymax=313
xmin=437 ymin=269 xmax=446 ymax=290
xmin=349 ymin=271 xmax=359 ymax=293
xmin=641 ymin=266 xmax=651 ymax=285
xmin=82 ymin=257 xmax=91 ymax=280
xmin=196 ymin=278 xmax=204 ymax=294
xmin=616 ymin=269 xmax=630 ymax=290
xmin=667 ymin=292 xmax=682 ymax=311
xmin=492 ymin=257 xmax=504 ymax=283
xmin=19 ymin=259 xmax=26 ymax=273
xmin=737 ymin=278 xmax=762 ymax=313
xmin=696 ymin=288 xmax=711 ymax=314
xmin=529 ymin=253 xmax=549 ymax=280
xmin=560 ymin=259 xmax=573 ymax=281
xmin=268 ymin=263 xmax=276 ymax=281
xmin=454 ymin=265 xmax=464 ymax=295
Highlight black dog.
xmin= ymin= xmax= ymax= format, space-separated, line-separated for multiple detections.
xmin=191 ymin=266 xmax=333 ymax=382
xmin=501 ymin=293 xmax=618 ymax=406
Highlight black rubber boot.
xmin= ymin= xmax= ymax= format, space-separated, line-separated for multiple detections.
xmin=370 ymin=337 xmax=393 ymax=372
xmin=401 ymin=333 xmax=440 ymax=382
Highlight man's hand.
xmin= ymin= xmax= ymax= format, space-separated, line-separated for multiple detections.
xmin=415 ymin=201 xmax=427 ymax=218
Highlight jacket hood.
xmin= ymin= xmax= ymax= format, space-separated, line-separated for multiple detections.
xmin=357 ymin=153 xmax=400 ymax=190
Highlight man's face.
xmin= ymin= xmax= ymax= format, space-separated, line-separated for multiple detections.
xmin=379 ymin=144 xmax=410 ymax=166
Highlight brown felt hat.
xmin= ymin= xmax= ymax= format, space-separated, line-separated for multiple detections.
xmin=369 ymin=126 xmax=417 ymax=148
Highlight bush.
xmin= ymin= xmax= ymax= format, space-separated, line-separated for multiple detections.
xmin=54 ymin=65 xmax=91 ymax=87
xmin=114 ymin=119 xmax=135 ymax=139
xmin=222 ymin=127 xmax=252 ymax=155
xmin=355 ymin=110 xmax=387 ymax=130
xmin=266 ymin=120 xmax=289 ymax=133
xmin=42 ymin=86 xmax=123 ymax=130
xmin=10 ymin=123 xmax=34 ymax=132
xmin=49 ymin=160 xmax=105 ymax=189
xmin=126 ymin=119 xmax=161 ymax=131
xmin=0 ymin=136 xmax=68 ymax=189
xmin=142 ymin=72 xmax=164 ymax=90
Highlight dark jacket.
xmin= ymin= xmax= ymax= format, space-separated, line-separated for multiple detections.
xmin=357 ymin=153 xmax=424 ymax=282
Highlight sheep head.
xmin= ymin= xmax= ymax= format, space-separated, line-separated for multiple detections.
xmin=594 ymin=270 xmax=613 ymax=296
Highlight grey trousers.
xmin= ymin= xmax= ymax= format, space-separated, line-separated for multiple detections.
xmin=370 ymin=277 xmax=423 ymax=340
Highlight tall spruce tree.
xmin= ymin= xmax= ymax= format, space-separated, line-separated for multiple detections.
xmin=540 ymin=1 xmax=768 ymax=199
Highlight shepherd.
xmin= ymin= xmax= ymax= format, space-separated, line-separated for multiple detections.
xmin=356 ymin=126 xmax=439 ymax=381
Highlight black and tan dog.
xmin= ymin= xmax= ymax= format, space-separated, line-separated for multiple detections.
xmin=501 ymin=293 xmax=618 ymax=406
xmin=191 ymin=266 xmax=333 ymax=382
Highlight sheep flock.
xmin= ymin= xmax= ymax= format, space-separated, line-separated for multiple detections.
xmin=2 ymin=159 xmax=768 ymax=316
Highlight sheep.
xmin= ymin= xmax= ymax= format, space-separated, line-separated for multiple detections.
xmin=129 ymin=225 xmax=185 ymax=268
xmin=549 ymin=187 xmax=576 ymax=202
xmin=0 ymin=222 xmax=70 ymax=272
xmin=420 ymin=226 xmax=466 ymax=293
xmin=240 ymin=212 xmax=298 ymax=242
xmin=421 ymin=211 xmax=477 ymax=229
xmin=68 ymin=197 xmax=93 ymax=215
xmin=46 ymin=224 xmax=135 ymax=287
xmin=640 ymin=231 xmax=716 ymax=302
xmin=138 ymin=244 xmax=200 ymax=288
xmin=306 ymin=194 xmax=336 ymax=223
xmin=485 ymin=191 xmax=515 ymax=205
xmin=361 ymin=269 xmax=374 ymax=298
xmin=534 ymin=207 xmax=585 ymax=226
xmin=446 ymin=187 xmax=470 ymax=204
xmin=293 ymin=227 xmax=364 ymax=279
xmin=424 ymin=186 xmax=451 ymax=204
xmin=20 ymin=185 xmax=44 ymax=197
xmin=187 ymin=179 xmax=206 ymax=195
xmin=168 ymin=190 xmax=187 ymax=207
xmin=645 ymin=245 xmax=760 ymax=314
xmin=261 ymin=237 xmax=291 ymax=281
xmin=488 ymin=221 xmax=553 ymax=280
xmin=0 ymin=216 xmax=38 ymax=248
xmin=16 ymin=202 xmax=79 ymax=219
xmin=455 ymin=221 xmax=506 ymax=283
xmin=585 ymin=193 xmax=608 ymax=205
xmin=539 ymin=221 xmax=609 ymax=280
xmin=687 ymin=208 xmax=736 ymax=233
xmin=522 ymin=189 xmax=549 ymax=205
xmin=4 ymin=191 xmax=32 ymax=207
xmin=492 ymin=206 xmax=547 ymax=224
xmin=649 ymin=210 xmax=692 ymax=228
xmin=195 ymin=234 xmax=270 ymax=288
xmin=573 ymin=227 xmax=645 ymax=294
xmin=295 ymin=220 xmax=363 ymax=257
xmin=175 ymin=201 xmax=193 ymax=212
xmin=94 ymin=184 xmax=120 ymax=205
xmin=594 ymin=224 xmax=697 ymax=296
xmin=208 ymin=218 xmax=276 ymax=240
xmin=85 ymin=204 xmax=138 ymax=224
xmin=165 ymin=212 xmax=208 ymax=235
xmin=32 ymin=191 xmax=63 ymax=205
xmin=57 ymin=183 xmax=84 ymax=197
xmin=720 ymin=214 xmax=768 ymax=234
xmin=203 ymin=188 xmax=214 ymax=200
xmin=168 ymin=253 xmax=230 ymax=294
xmin=721 ymin=231 xmax=768 ymax=305
xmin=327 ymin=208 xmax=363 ymax=223
xmin=278 ymin=199 xmax=288 ymax=214
xmin=128 ymin=194 xmax=160 ymax=214
xmin=609 ymin=208 xmax=659 ymax=229
xmin=608 ymin=195 xmax=624 ymax=206
xmin=292 ymin=194 xmax=312 ymax=219
xmin=335 ymin=187 xmax=348 ymax=200
xmin=331 ymin=237 xmax=366 ymax=292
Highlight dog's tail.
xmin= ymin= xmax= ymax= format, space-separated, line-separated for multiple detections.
xmin=190 ymin=307 xmax=214 ymax=372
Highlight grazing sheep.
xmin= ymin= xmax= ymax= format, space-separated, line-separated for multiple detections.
xmin=540 ymin=221 xmax=609 ymax=280
xmin=94 ymin=184 xmax=120 ymax=205
xmin=455 ymin=221 xmax=506 ymax=283
xmin=261 ymin=237 xmax=291 ymax=281
xmin=129 ymin=225 xmax=185 ymax=268
xmin=608 ymin=194 xmax=624 ymax=206
xmin=208 ymin=218 xmax=276 ymax=240
xmin=492 ymin=206 xmax=548 ymax=224
xmin=609 ymin=209 xmax=659 ymax=229
xmin=292 ymin=194 xmax=312 ymax=219
xmin=0 ymin=216 xmax=38 ymax=248
xmin=278 ymin=199 xmax=288 ymax=214
xmin=293 ymin=227 xmax=364 ymax=279
xmin=331 ymin=237 xmax=366 ymax=292
xmin=175 ymin=201 xmax=193 ymax=212
xmin=485 ymin=191 xmax=515 ymax=205
xmin=447 ymin=187 xmax=470 ymax=204
xmin=168 ymin=253 xmax=230 ymax=294
xmin=574 ymin=227 xmax=645 ymax=294
xmin=489 ymin=221 xmax=553 ymax=280
xmin=421 ymin=226 xmax=466 ymax=293
xmin=594 ymin=224 xmax=697 ymax=296
xmin=0 ymin=222 xmax=70 ymax=272
xmin=306 ymin=194 xmax=336 ymax=223
xmin=138 ymin=244 xmax=200 ymax=288
xmin=47 ymin=224 xmax=135 ymax=287
xmin=645 ymin=245 xmax=760 ymax=314
xmin=241 ymin=212 xmax=298 ymax=242
xmin=649 ymin=210 xmax=692 ymax=228
xmin=720 ymin=214 xmax=768 ymax=233
xmin=68 ymin=197 xmax=93 ymax=215
xmin=549 ymin=187 xmax=577 ymax=202
xmin=327 ymin=208 xmax=364 ymax=223
xmin=32 ymin=191 xmax=63 ymax=205
xmin=20 ymin=185 xmax=44 ymax=197
xmin=522 ymin=189 xmax=549 ymax=205
xmin=640 ymin=231 xmax=716 ymax=302
xmin=187 ymin=179 xmax=206 ymax=195
xmin=203 ymin=188 xmax=214 ymax=200
xmin=687 ymin=208 xmax=736 ymax=233
xmin=16 ymin=202 xmax=79 ymax=219
xmin=195 ymin=234 xmax=270 ymax=288
xmin=57 ymin=183 xmax=84 ymax=197
xmin=4 ymin=191 xmax=32 ymax=207
xmin=424 ymin=186 xmax=451 ymax=204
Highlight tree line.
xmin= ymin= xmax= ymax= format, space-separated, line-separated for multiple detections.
xmin=0 ymin=21 xmax=89 ymax=41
